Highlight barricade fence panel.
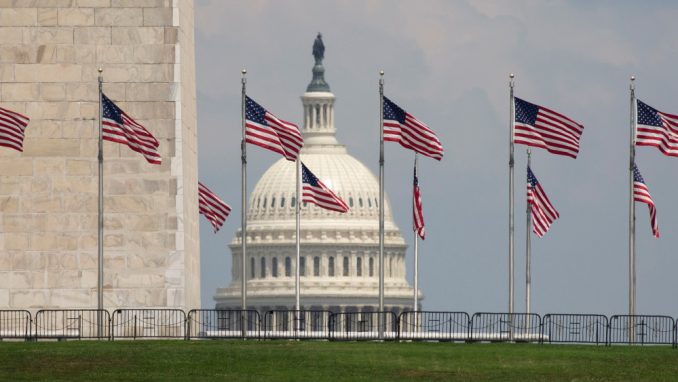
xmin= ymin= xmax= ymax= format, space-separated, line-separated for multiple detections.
xmin=329 ymin=312 xmax=399 ymax=341
xmin=608 ymin=315 xmax=675 ymax=345
xmin=187 ymin=309 xmax=260 ymax=339
xmin=34 ymin=310 xmax=110 ymax=340
xmin=471 ymin=313 xmax=542 ymax=342
xmin=263 ymin=310 xmax=332 ymax=340
xmin=542 ymin=314 xmax=608 ymax=344
xmin=4 ymin=309 xmax=678 ymax=345
xmin=399 ymin=311 xmax=470 ymax=341
xmin=112 ymin=309 xmax=186 ymax=340
xmin=0 ymin=310 xmax=31 ymax=340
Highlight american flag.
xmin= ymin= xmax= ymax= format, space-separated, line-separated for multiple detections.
xmin=245 ymin=96 xmax=303 ymax=161
xmin=102 ymin=93 xmax=162 ymax=165
xmin=301 ymin=162 xmax=349 ymax=213
xmin=633 ymin=164 xmax=659 ymax=238
xmin=0 ymin=106 xmax=29 ymax=152
xmin=199 ymin=182 xmax=232 ymax=233
xmin=636 ymin=99 xmax=678 ymax=157
xmin=383 ymin=96 xmax=443 ymax=161
xmin=413 ymin=164 xmax=425 ymax=240
xmin=527 ymin=166 xmax=560 ymax=237
xmin=514 ymin=97 xmax=584 ymax=159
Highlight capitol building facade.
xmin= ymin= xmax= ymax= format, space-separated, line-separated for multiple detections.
xmin=213 ymin=35 xmax=419 ymax=316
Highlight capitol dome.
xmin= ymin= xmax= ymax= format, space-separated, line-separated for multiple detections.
xmin=214 ymin=34 xmax=419 ymax=315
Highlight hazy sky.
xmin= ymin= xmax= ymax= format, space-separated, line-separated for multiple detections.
xmin=194 ymin=0 xmax=678 ymax=316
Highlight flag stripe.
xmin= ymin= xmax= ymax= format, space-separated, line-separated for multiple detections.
xmin=633 ymin=164 xmax=659 ymax=238
xmin=301 ymin=162 xmax=349 ymax=213
xmin=383 ymin=96 xmax=444 ymax=161
xmin=0 ymin=106 xmax=29 ymax=152
xmin=527 ymin=167 xmax=560 ymax=238
xmin=413 ymin=165 xmax=425 ymax=240
xmin=101 ymin=94 xmax=162 ymax=165
xmin=199 ymin=182 xmax=231 ymax=233
xmin=514 ymin=97 xmax=584 ymax=159
xmin=245 ymin=96 xmax=303 ymax=161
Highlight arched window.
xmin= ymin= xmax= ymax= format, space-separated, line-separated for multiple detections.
xmin=349 ymin=197 xmax=354 ymax=207
xmin=260 ymin=257 xmax=266 ymax=278
xmin=356 ymin=257 xmax=362 ymax=277
xmin=369 ymin=257 xmax=374 ymax=277
xmin=300 ymin=256 xmax=306 ymax=276
xmin=263 ymin=197 xmax=267 ymax=210
xmin=281 ymin=197 xmax=285 ymax=208
xmin=257 ymin=197 xmax=261 ymax=208
xmin=328 ymin=257 xmax=335 ymax=277
xmin=368 ymin=198 xmax=372 ymax=208
xmin=375 ymin=198 xmax=378 ymax=208
xmin=291 ymin=197 xmax=296 ymax=207
xmin=303 ymin=201 xmax=307 ymax=208
xmin=343 ymin=256 xmax=349 ymax=276
xmin=285 ymin=257 xmax=291 ymax=277
xmin=250 ymin=257 xmax=255 ymax=279
xmin=271 ymin=197 xmax=276 ymax=208
xmin=359 ymin=198 xmax=363 ymax=207
xmin=313 ymin=256 xmax=320 ymax=276
xmin=389 ymin=257 xmax=393 ymax=277
xmin=272 ymin=257 xmax=278 ymax=277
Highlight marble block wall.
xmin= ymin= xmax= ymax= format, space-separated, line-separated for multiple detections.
xmin=0 ymin=0 xmax=200 ymax=310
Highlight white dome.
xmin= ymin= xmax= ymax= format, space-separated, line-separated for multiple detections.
xmin=214 ymin=40 xmax=418 ymax=313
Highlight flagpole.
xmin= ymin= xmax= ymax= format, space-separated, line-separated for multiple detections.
xmin=628 ymin=75 xmax=636 ymax=342
xmin=241 ymin=69 xmax=248 ymax=337
xmin=97 ymin=67 xmax=104 ymax=337
xmin=378 ymin=70 xmax=385 ymax=339
xmin=508 ymin=73 xmax=515 ymax=317
xmin=413 ymin=153 xmax=419 ymax=314
xmin=525 ymin=148 xmax=532 ymax=315
xmin=295 ymin=158 xmax=301 ymax=329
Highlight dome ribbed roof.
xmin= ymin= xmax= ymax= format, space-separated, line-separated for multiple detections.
xmin=247 ymin=149 xmax=399 ymax=233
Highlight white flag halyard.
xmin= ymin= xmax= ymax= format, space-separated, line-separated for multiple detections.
xmin=199 ymin=182 xmax=232 ymax=233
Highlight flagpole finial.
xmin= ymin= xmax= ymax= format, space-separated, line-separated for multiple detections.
xmin=630 ymin=75 xmax=635 ymax=81
xmin=380 ymin=70 xmax=384 ymax=76
xmin=509 ymin=73 xmax=514 ymax=79
xmin=241 ymin=68 xmax=247 ymax=75
xmin=98 ymin=67 xmax=103 ymax=74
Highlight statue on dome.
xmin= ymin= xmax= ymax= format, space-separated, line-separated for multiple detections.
xmin=312 ymin=33 xmax=325 ymax=64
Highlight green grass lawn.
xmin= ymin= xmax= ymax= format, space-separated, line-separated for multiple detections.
xmin=0 ymin=340 xmax=676 ymax=381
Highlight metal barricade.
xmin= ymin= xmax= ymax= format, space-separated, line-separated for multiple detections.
xmin=263 ymin=310 xmax=331 ymax=340
xmin=0 ymin=310 xmax=31 ymax=341
xmin=470 ymin=313 xmax=542 ymax=342
xmin=34 ymin=309 xmax=110 ymax=340
xmin=399 ymin=311 xmax=470 ymax=341
xmin=329 ymin=311 xmax=398 ymax=341
xmin=112 ymin=309 xmax=186 ymax=340
xmin=608 ymin=315 xmax=675 ymax=345
xmin=187 ymin=309 xmax=260 ymax=339
xmin=542 ymin=314 xmax=608 ymax=344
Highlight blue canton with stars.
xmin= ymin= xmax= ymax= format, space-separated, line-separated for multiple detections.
xmin=633 ymin=164 xmax=646 ymax=184
xmin=383 ymin=96 xmax=407 ymax=123
xmin=301 ymin=163 xmax=320 ymax=187
xmin=102 ymin=94 xmax=125 ymax=124
xmin=527 ymin=166 xmax=539 ymax=187
xmin=245 ymin=96 xmax=268 ymax=125
xmin=515 ymin=97 xmax=539 ymax=125
xmin=637 ymin=100 xmax=663 ymax=128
